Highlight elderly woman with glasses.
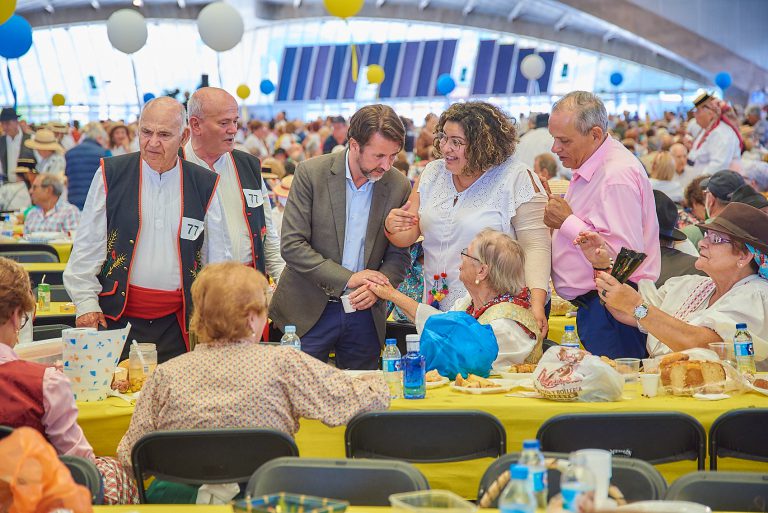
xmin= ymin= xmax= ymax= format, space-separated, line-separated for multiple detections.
xmin=369 ymin=229 xmax=543 ymax=366
xmin=0 ymin=257 xmax=139 ymax=503
xmin=383 ymin=102 xmax=551 ymax=336
xmin=577 ymin=203 xmax=768 ymax=363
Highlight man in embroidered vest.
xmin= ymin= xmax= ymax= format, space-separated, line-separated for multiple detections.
xmin=269 ymin=104 xmax=411 ymax=370
xmin=183 ymin=87 xmax=284 ymax=279
xmin=63 ymin=97 xmax=231 ymax=363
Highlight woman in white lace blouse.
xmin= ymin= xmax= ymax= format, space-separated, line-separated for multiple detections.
xmin=384 ymin=102 xmax=551 ymax=336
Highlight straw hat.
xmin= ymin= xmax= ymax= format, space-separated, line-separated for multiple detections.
xmin=24 ymin=128 xmax=64 ymax=152
xmin=273 ymin=175 xmax=294 ymax=198
xmin=14 ymin=165 xmax=37 ymax=175
xmin=46 ymin=121 xmax=68 ymax=134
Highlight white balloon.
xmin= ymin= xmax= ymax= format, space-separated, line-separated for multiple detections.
xmin=107 ymin=9 xmax=148 ymax=54
xmin=520 ymin=54 xmax=546 ymax=81
xmin=197 ymin=2 xmax=244 ymax=52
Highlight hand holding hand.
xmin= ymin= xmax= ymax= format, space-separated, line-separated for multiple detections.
xmin=348 ymin=285 xmax=378 ymax=311
xmin=366 ymin=280 xmax=397 ymax=301
xmin=544 ymin=195 xmax=573 ymax=229
xmin=385 ymin=201 xmax=419 ymax=234
xmin=76 ymin=311 xmax=107 ymax=329
xmin=347 ymin=270 xmax=389 ymax=290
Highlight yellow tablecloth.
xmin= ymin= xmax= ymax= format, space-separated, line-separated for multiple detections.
xmin=547 ymin=315 xmax=577 ymax=343
xmin=35 ymin=301 xmax=75 ymax=319
xmin=77 ymin=383 xmax=768 ymax=499
xmin=22 ymin=262 xmax=67 ymax=273
xmin=94 ymin=506 xmax=232 ymax=512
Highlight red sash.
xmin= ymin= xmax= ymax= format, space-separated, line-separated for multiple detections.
xmin=123 ymin=284 xmax=189 ymax=350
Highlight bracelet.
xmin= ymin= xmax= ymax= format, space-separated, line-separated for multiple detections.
xmin=592 ymin=257 xmax=614 ymax=271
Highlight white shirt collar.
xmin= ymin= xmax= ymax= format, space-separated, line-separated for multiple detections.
xmin=184 ymin=141 xmax=228 ymax=173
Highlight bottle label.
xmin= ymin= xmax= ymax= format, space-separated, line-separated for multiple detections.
xmin=735 ymin=341 xmax=754 ymax=357
xmin=384 ymin=358 xmax=401 ymax=372
xmin=562 ymin=485 xmax=593 ymax=513
xmin=500 ymin=506 xmax=534 ymax=513
xmin=531 ymin=469 xmax=547 ymax=493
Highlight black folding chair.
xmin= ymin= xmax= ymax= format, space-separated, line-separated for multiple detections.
xmin=247 ymin=457 xmax=429 ymax=506
xmin=131 ymin=428 xmax=299 ymax=503
xmin=709 ymin=408 xmax=768 ymax=470
xmin=345 ymin=410 xmax=506 ymax=463
xmin=666 ymin=471 xmax=768 ymax=511
xmin=542 ymin=339 xmax=558 ymax=352
xmin=0 ymin=243 xmax=60 ymax=263
xmin=385 ymin=320 xmax=417 ymax=356
xmin=33 ymin=323 xmax=72 ymax=341
xmin=477 ymin=452 xmax=667 ymax=506
xmin=60 ymin=455 xmax=104 ymax=505
xmin=537 ymin=412 xmax=706 ymax=469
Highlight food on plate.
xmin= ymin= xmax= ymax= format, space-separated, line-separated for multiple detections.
xmin=111 ymin=364 xmax=130 ymax=393
xmin=660 ymin=354 xmax=726 ymax=395
xmin=753 ymin=378 xmax=768 ymax=390
xmin=549 ymin=296 xmax=577 ymax=316
xmin=425 ymin=369 xmax=446 ymax=382
xmin=455 ymin=373 xmax=500 ymax=389
xmin=599 ymin=356 xmax=617 ymax=369
xmin=507 ymin=363 xmax=537 ymax=373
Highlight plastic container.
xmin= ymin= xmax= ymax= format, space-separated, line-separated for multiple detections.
xmin=518 ymin=439 xmax=547 ymax=509
xmin=128 ymin=342 xmax=158 ymax=392
xmin=734 ymin=323 xmax=756 ymax=375
xmin=402 ymin=334 xmax=425 ymax=399
xmin=390 ymin=490 xmax=477 ymax=513
xmin=560 ymin=453 xmax=596 ymax=513
xmin=560 ymin=325 xmax=580 ymax=348
xmin=14 ymin=339 xmax=63 ymax=366
xmin=234 ymin=493 xmax=348 ymax=513
xmin=37 ymin=283 xmax=51 ymax=312
xmin=382 ymin=338 xmax=402 ymax=399
xmin=499 ymin=464 xmax=536 ymax=513
xmin=280 ymin=325 xmax=302 ymax=351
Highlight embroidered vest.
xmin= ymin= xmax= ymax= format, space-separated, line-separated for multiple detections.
xmin=97 ymin=153 xmax=219 ymax=330
xmin=179 ymin=148 xmax=267 ymax=274
xmin=477 ymin=302 xmax=543 ymax=364
xmin=0 ymin=360 xmax=47 ymax=435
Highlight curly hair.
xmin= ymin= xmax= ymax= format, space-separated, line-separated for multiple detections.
xmin=432 ymin=102 xmax=518 ymax=177
xmin=0 ymin=257 xmax=35 ymax=326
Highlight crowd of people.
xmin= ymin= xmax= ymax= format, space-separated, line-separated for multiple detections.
xmin=1 ymin=88 xmax=768 ymax=503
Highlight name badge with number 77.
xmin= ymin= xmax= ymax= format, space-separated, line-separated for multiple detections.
xmin=180 ymin=217 xmax=204 ymax=241
xmin=243 ymin=189 xmax=264 ymax=208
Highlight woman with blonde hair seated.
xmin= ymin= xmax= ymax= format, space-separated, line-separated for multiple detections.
xmin=117 ymin=262 xmax=389 ymax=472
xmin=649 ymin=151 xmax=683 ymax=203
xmin=368 ymin=229 xmax=543 ymax=367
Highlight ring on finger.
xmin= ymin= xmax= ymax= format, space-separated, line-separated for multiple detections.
xmin=601 ymin=289 xmax=607 ymax=298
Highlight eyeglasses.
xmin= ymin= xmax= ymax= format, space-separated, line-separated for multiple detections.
xmin=435 ymin=132 xmax=466 ymax=151
xmin=702 ymin=230 xmax=732 ymax=245
xmin=20 ymin=311 xmax=31 ymax=329
xmin=460 ymin=248 xmax=483 ymax=264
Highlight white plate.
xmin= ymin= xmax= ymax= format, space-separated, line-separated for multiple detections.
xmin=426 ymin=376 xmax=449 ymax=389
xmin=617 ymin=501 xmax=711 ymax=513
xmin=496 ymin=371 xmax=534 ymax=380
xmin=450 ymin=378 xmax=518 ymax=394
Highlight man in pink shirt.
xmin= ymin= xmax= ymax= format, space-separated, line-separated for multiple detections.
xmin=544 ymin=91 xmax=660 ymax=358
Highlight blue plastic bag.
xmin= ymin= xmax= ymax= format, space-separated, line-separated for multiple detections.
xmin=420 ymin=311 xmax=499 ymax=379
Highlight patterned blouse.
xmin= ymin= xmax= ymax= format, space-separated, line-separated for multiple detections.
xmin=116 ymin=341 xmax=390 ymax=469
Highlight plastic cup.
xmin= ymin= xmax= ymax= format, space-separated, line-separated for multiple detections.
xmin=642 ymin=357 xmax=660 ymax=373
xmin=341 ymin=294 xmax=356 ymax=314
xmin=640 ymin=373 xmax=660 ymax=398
xmin=615 ymin=357 xmax=641 ymax=399
xmin=708 ymin=342 xmax=735 ymax=366
xmin=574 ymin=449 xmax=612 ymax=509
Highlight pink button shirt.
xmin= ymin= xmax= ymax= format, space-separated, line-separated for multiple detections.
xmin=552 ymin=136 xmax=661 ymax=300
xmin=0 ymin=344 xmax=95 ymax=460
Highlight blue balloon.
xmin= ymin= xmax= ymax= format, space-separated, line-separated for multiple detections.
xmin=142 ymin=93 xmax=155 ymax=103
xmin=714 ymin=71 xmax=732 ymax=90
xmin=436 ymin=73 xmax=456 ymax=96
xmin=0 ymin=15 xmax=33 ymax=59
xmin=609 ymin=72 xmax=623 ymax=87
xmin=260 ymin=79 xmax=275 ymax=95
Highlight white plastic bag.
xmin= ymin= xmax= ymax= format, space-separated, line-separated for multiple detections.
xmin=533 ymin=346 xmax=624 ymax=402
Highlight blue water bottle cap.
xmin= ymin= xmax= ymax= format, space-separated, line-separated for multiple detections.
xmin=385 ymin=338 xmax=397 ymax=345
xmin=736 ymin=323 xmax=747 ymax=330
xmin=510 ymin=464 xmax=529 ymax=480
xmin=564 ymin=325 xmax=575 ymax=332
xmin=522 ymin=439 xmax=540 ymax=450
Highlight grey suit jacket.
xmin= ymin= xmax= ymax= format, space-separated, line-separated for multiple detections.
xmin=0 ymin=133 xmax=34 ymax=182
xmin=269 ymin=150 xmax=411 ymax=344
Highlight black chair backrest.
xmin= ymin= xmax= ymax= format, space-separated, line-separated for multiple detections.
xmin=385 ymin=321 xmax=417 ymax=356
xmin=537 ymin=412 xmax=706 ymax=469
xmin=0 ymin=425 xmax=13 ymax=440
xmin=477 ymin=451 xmax=667 ymax=506
xmin=542 ymin=339 xmax=558 ymax=352
xmin=60 ymin=455 xmax=104 ymax=505
xmin=345 ymin=410 xmax=506 ymax=463
xmin=666 ymin=471 xmax=768 ymax=511
xmin=33 ymin=284 xmax=71 ymax=303
xmin=131 ymin=428 xmax=299 ymax=503
xmin=33 ymin=323 xmax=73 ymax=341
xmin=709 ymin=408 xmax=768 ymax=470
xmin=0 ymin=243 xmax=60 ymax=263
xmin=247 ymin=457 xmax=429 ymax=506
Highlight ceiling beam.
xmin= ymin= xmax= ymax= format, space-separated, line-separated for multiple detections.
xmin=507 ymin=0 xmax=526 ymax=22
xmin=21 ymin=2 xmax=204 ymax=27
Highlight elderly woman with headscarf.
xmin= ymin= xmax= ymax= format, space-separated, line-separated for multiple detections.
xmin=577 ymin=203 xmax=768 ymax=364
xmin=368 ymin=229 xmax=542 ymax=367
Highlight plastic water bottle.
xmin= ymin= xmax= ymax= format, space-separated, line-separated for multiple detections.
xmin=280 ymin=325 xmax=301 ymax=351
xmin=499 ymin=464 xmax=536 ymax=513
xmin=734 ymin=323 xmax=756 ymax=375
xmin=560 ymin=325 xmax=580 ymax=348
xmin=382 ymin=338 xmax=402 ymax=400
xmin=402 ymin=334 xmax=425 ymax=399
xmin=519 ymin=439 xmax=548 ymax=509
xmin=560 ymin=453 xmax=596 ymax=513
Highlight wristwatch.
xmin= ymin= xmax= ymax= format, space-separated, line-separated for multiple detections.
xmin=633 ymin=302 xmax=650 ymax=321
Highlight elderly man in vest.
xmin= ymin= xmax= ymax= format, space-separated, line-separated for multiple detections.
xmin=182 ymin=87 xmax=284 ymax=280
xmin=64 ymin=97 xmax=231 ymax=363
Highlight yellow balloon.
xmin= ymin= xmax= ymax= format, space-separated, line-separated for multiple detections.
xmin=0 ymin=0 xmax=16 ymax=25
xmin=367 ymin=64 xmax=385 ymax=85
xmin=51 ymin=94 xmax=65 ymax=107
xmin=236 ymin=84 xmax=251 ymax=100
xmin=323 ymin=0 xmax=364 ymax=19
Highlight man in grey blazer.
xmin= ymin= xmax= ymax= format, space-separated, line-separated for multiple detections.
xmin=270 ymin=104 xmax=411 ymax=369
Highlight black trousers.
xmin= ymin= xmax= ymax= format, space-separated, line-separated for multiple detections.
xmin=107 ymin=313 xmax=187 ymax=364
